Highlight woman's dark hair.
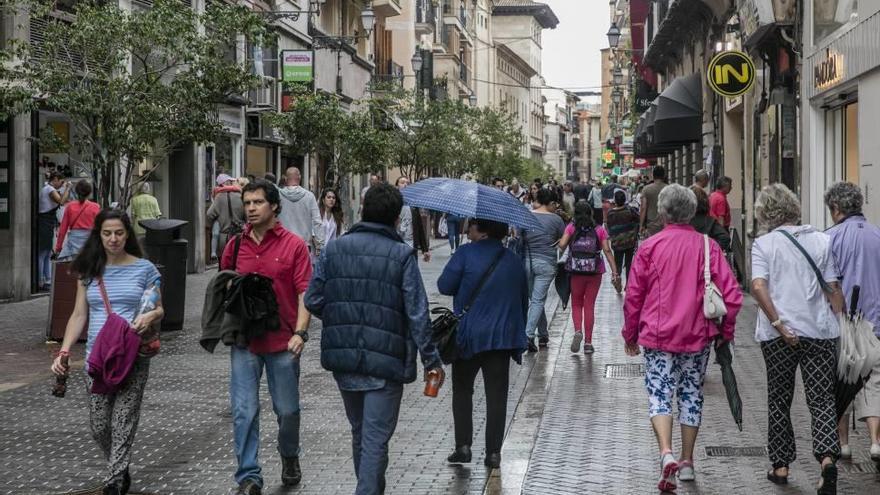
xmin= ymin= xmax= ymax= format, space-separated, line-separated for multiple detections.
xmin=319 ymin=188 xmax=344 ymax=233
xmin=472 ymin=218 xmax=509 ymax=240
xmin=71 ymin=209 xmax=143 ymax=281
xmin=573 ymin=201 xmax=596 ymax=230
xmin=74 ymin=180 xmax=92 ymax=202
xmin=690 ymin=185 xmax=710 ymax=215
xmin=363 ymin=183 xmax=403 ymax=226
xmin=535 ymin=187 xmax=555 ymax=206
xmin=614 ymin=189 xmax=627 ymax=207
xmin=242 ymin=179 xmax=282 ymax=216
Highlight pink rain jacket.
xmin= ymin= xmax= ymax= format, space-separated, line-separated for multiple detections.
xmin=622 ymin=224 xmax=743 ymax=353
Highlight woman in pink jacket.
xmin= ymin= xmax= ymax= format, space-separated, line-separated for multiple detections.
xmin=622 ymin=184 xmax=742 ymax=492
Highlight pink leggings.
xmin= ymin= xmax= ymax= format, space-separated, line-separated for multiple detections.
xmin=570 ymin=274 xmax=603 ymax=342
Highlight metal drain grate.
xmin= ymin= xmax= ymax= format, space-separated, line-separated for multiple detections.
xmin=604 ymin=363 xmax=645 ymax=378
xmin=838 ymin=461 xmax=880 ymax=474
xmin=705 ymin=446 xmax=767 ymax=457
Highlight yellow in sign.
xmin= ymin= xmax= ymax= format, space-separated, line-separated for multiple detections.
xmin=602 ymin=150 xmax=616 ymax=164
xmin=707 ymin=50 xmax=756 ymax=98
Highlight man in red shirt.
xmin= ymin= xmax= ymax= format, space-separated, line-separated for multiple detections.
xmin=709 ymin=176 xmax=733 ymax=228
xmin=220 ymin=179 xmax=313 ymax=495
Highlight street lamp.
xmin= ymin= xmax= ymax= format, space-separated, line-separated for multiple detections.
xmin=612 ymin=66 xmax=623 ymax=86
xmin=607 ymin=21 xmax=621 ymax=48
xmin=468 ymin=94 xmax=477 ymax=107
xmin=360 ymin=4 xmax=376 ymax=37
xmin=411 ymin=50 xmax=423 ymax=73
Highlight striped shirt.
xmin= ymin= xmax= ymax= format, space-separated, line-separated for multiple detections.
xmin=85 ymin=258 xmax=161 ymax=361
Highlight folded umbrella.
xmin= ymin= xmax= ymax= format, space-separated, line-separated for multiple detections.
xmin=554 ymin=264 xmax=571 ymax=310
xmin=401 ymin=178 xmax=543 ymax=231
xmin=714 ymin=340 xmax=743 ymax=431
xmin=835 ymin=286 xmax=877 ymax=421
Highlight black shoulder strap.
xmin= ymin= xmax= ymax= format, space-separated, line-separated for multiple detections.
xmin=462 ymin=248 xmax=506 ymax=314
xmin=232 ymin=234 xmax=242 ymax=272
xmin=778 ymin=230 xmax=832 ymax=293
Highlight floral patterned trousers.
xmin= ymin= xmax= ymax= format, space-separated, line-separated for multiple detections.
xmin=644 ymin=346 xmax=712 ymax=427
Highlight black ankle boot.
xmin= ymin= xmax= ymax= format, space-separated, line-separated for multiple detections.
xmin=281 ymin=456 xmax=302 ymax=486
xmin=484 ymin=452 xmax=501 ymax=469
xmin=103 ymin=484 xmax=121 ymax=495
xmin=447 ymin=445 xmax=472 ymax=463
xmin=121 ymin=469 xmax=130 ymax=495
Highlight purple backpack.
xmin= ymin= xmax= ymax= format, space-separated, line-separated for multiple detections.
xmin=565 ymin=227 xmax=601 ymax=274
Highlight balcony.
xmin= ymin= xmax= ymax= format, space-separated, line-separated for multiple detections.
xmin=372 ymin=0 xmax=402 ymax=18
xmin=373 ymin=60 xmax=405 ymax=87
xmin=459 ymin=62 xmax=469 ymax=85
xmin=415 ymin=0 xmax=435 ymax=35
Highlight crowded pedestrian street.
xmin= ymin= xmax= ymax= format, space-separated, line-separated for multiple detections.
xmin=1 ymin=241 xmax=878 ymax=495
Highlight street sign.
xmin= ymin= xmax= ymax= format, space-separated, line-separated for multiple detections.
xmin=707 ymin=50 xmax=756 ymax=97
xmin=281 ymin=50 xmax=314 ymax=83
xmin=602 ymin=149 xmax=616 ymax=164
xmin=634 ymin=158 xmax=649 ymax=168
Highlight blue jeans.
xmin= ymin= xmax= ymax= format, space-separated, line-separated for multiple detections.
xmin=38 ymin=249 xmax=52 ymax=287
xmin=340 ymin=382 xmax=404 ymax=495
xmin=525 ymin=258 xmax=556 ymax=339
xmin=230 ymin=347 xmax=301 ymax=487
xmin=447 ymin=219 xmax=461 ymax=250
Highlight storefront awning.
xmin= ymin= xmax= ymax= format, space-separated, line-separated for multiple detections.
xmin=653 ymin=73 xmax=702 ymax=145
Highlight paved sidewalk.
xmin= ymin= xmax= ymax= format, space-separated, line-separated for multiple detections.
xmin=519 ymin=274 xmax=880 ymax=494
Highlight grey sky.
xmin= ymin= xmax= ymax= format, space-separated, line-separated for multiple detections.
xmin=541 ymin=0 xmax=608 ymax=92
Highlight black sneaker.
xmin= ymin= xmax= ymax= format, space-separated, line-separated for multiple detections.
xmin=447 ymin=445 xmax=472 ymax=463
xmin=236 ymin=479 xmax=262 ymax=495
xmin=527 ymin=339 xmax=538 ymax=353
xmin=538 ymin=336 xmax=549 ymax=348
xmin=281 ymin=456 xmax=302 ymax=486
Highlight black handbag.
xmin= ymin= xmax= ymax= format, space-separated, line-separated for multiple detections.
xmin=431 ymin=248 xmax=506 ymax=364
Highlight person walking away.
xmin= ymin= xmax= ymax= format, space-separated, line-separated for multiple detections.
xmin=522 ymin=188 xmax=566 ymax=352
xmin=709 ymin=176 xmax=733 ymax=229
xmin=587 ymin=180 xmax=604 ymax=226
xmin=220 ymin=180 xmax=313 ymax=495
xmin=750 ymin=183 xmax=845 ymax=494
xmin=208 ymin=174 xmax=239 ymax=263
xmin=305 ymin=183 xmax=444 ymax=494
xmin=573 ymin=179 xmax=591 ymax=204
xmin=130 ymin=182 xmax=161 ymax=244
xmin=51 ymin=209 xmax=164 ymax=495
xmin=601 ymin=174 xmax=622 ymax=224
xmin=394 ymin=177 xmax=432 ymax=261
xmin=559 ymin=202 xmax=618 ymax=354
xmin=693 ymin=169 xmax=710 ymax=192
xmin=319 ymin=189 xmax=345 ymax=245
xmin=824 ymin=182 xmax=880 ymax=461
xmin=207 ymin=177 xmax=244 ymax=264
xmin=278 ymin=167 xmax=325 ymax=256
xmin=446 ymin=213 xmax=464 ymax=253
xmin=38 ymin=172 xmax=71 ymax=290
xmin=55 ymin=180 xmax=101 ymax=260
xmin=639 ymin=166 xmax=669 ymax=238
xmin=622 ymin=184 xmax=742 ymax=492
xmin=438 ymin=219 xmax=528 ymax=469
xmin=689 ymin=186 xmax=731 ymax=251
xmin=605 ymin=190 xmax=639 ymax=288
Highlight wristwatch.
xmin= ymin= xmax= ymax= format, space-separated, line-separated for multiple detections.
xmin=295 ymin=330 xmax=309 ymax=343
xmin=770 ymin=319 xmax=783 ymax=329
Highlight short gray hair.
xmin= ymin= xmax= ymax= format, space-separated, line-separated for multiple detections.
xmin=824 ymin=182 xmax=863 ymax=216
xmin=658 ymin=184 xmax=697 ymax=224
xmin=755 ymin=183 xmax=801 ymax=231
xmin=694 ymin=169 xmax=709 ymax=183
xmin=138 ymin=182 xmax=152 ymax=195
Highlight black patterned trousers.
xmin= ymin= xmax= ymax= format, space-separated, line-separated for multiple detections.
xmin=760 ymin=337 xmax=839 ymax=467
xmin=85 ymin=358 xmax=151 ymax=486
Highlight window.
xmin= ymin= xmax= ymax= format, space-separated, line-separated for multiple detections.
xmin=814 ymin=0 xmax=858 ymax=44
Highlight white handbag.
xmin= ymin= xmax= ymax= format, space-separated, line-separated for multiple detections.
xmin=703 ymin=235 xmax=728 ymax=321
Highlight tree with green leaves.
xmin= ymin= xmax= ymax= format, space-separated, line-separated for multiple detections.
xmin=0 ymin=0 xmax=271 ymax=208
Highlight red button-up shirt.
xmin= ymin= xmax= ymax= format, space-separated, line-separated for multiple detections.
xmin=221 ymin=222 xmax=313 ymax=354
xmin=709 ymin=190 xmax=731 ymax=228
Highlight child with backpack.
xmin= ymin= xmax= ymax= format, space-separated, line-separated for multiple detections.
xmin=558 ymin=202 xmax=620 ymax=354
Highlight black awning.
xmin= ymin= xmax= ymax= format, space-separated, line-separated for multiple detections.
xmin=653 ymin=73 xmax=702 ymax=145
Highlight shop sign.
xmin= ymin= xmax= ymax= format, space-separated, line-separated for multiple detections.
xmin=814 ymin=48 xmax=845 ymax=91
xmin=281 ymin=50 xmax=314 ymax=83
xmin=634 ymin=80 xmax=658 ymax=114
xmin=634 ymin=158 xmax=649 ymax=168
xmin=602 ymin=149 xmax=616 ymax=164
xmin=707 ymin=51 xmax=756 ymax=97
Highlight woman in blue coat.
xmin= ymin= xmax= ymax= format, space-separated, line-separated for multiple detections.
xmin=438 ymin=218 xmax=529 ymax=469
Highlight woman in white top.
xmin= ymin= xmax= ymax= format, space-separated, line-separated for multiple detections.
xmin=751 ymin=183 xmax=845 ymax=495
xmin=319 ymin=189 xmax=344 ymax=244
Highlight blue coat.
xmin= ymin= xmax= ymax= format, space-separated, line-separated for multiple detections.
xmin=305 ymin=222 xmax=440 ymax=384
xmin=437 ymin=239 xmax=529 ymax=362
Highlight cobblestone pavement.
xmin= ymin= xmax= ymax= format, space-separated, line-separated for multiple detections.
xmin=0 ymin=242 xmax=559 ymax=495
xmin=520 ymin=273 xmax=880 ymax=494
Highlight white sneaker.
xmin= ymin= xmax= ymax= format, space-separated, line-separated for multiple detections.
xmin=570 ymin=332 xmax=583 ymax=353
xmin=841 ymin=444 xmax=852 ymax=459
xmin=871 ymin=443 xmax=880 ymax=461
xmin=678 ymin=460 xmax=695 ymax=482
xmin=657 ymin=453 xmax=678 ymax=492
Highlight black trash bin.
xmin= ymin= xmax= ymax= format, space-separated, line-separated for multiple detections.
xmin=140 ymin=219 xmax=188 ymax=331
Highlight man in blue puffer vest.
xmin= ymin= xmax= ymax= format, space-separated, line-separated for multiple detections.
xmin=305 ymin=183 xmax=444 ymax=495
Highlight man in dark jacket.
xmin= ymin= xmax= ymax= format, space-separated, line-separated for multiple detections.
xmin=305 ymin=183 xmax=444 ymax=495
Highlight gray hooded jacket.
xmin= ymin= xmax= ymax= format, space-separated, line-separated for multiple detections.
xmin=278 ymin=186 xmax=325 ymax=250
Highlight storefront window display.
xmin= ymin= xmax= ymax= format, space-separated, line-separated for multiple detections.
xmin=814 ymin=0 xmax=859 ymax=44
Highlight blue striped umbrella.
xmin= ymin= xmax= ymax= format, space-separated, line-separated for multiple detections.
xmin=401 ymin=178 xmax=543 ymax=230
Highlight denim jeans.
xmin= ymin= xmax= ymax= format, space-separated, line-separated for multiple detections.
xmin=525 ymin=258 xmax=556 ymax=339
xmin=38 ymin=249 xmax=52 ymax=287
xmin=447 ymin=219 xmax=461 ymax=251
xmin=339 ymin=382 xmax=404 ymax=495
xmin=230 ymin=347 xmax=301 ymax=487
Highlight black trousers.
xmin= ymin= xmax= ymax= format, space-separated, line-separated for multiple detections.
xmin=760 ymin=337 xmax=840 ymax=467
xmin=613 ymin=248 xmax=634 ymax=282
xmin=452 ymin=350 xmax=511 ymax=455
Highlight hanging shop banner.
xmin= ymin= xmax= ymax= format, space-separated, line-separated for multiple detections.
xmin=602 ymin=149 xmax=616 ymax=165
xmin=281 ymin=50 xmax=314 ymax=83
xmin=707 ymin=50 xmax=756 ymax=98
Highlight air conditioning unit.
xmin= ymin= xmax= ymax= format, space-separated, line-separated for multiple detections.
xmin=249 ymin=80 xmax=276 ymax=108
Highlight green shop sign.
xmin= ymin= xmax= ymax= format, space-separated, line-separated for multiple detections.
xmin=281 ymin=50 xmax=314 ymax=83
